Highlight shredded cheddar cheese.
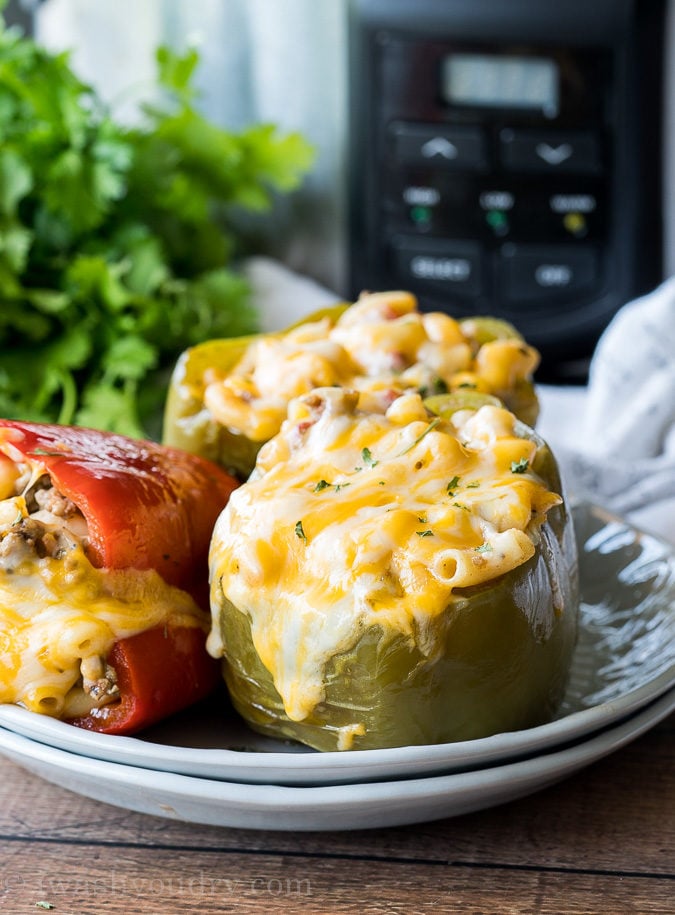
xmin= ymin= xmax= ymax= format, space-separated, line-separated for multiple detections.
xmin=208 ymin=389 xmax=561 ymax=723
xmin=202 ymin=291 xmax=539 ymax=442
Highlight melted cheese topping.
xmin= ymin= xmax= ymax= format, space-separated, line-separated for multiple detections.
xmin=202 ymin=291 xmax=539 ymax=442
xmin=0 ymin=496 xmax=206 ymax=718
xmin=208 ymin=389 xmax=561 ymax=722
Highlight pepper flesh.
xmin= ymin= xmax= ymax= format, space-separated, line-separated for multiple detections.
xmin=0 ymin=420 xmax=238 ymax=734
xmin=68 ymin=624 xmax=220 ymax=735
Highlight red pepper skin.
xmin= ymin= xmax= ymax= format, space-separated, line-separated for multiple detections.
xmin=67 ymin=624 xmax=221 ymax=735
xmin=0 ymin=420 xmax=238 ymax=604
xmin=0 ymin=420 xmax=238 ymax=734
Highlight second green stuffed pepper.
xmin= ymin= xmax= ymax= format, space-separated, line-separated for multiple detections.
xmin=163 ymin=291 xmax=541 ymax=479
xmin=207 ymin=387 xmax=578 ymax=752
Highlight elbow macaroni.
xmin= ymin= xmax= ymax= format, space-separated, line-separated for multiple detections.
xmin=0 ymin=501 xmax=207 ymax=718
xmin=202 ymin=291 xmax=540 ymax=444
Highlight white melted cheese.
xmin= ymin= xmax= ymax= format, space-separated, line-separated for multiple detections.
xmin=202 ymin=291 xmax=539 ymax=442
xmin=0 ymin=497 xmax=207 ymax=718
xmin=208 ymin=390 xmax=561 ymax=722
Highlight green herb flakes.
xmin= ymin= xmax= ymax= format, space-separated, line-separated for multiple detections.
xmin=446 ymin=475 xmax=461 ymax=495
xmin=475 ymin=542 xmax=493 ymax=553
xmin=511 ymin=458 xmax=530 ymax=474
xmin=294 ymin=521 xmax=307 ymax=542
xmin=361 ymin=447 xmax=378 ymax=468
xmin=399 ymin=418 xmax=441 ymax=456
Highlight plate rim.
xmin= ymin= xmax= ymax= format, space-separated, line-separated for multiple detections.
xmin=0 ymin=499 xmax=672 ymax=785
xmin=0 ymin=686 xmax=672 ymax=831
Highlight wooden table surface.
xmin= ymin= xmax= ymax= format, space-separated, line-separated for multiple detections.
xmin=0 ymin=711 xmax=672 ymax=915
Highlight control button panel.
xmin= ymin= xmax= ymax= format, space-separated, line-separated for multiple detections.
xmin=381 ymin=118 xmax=607 ymax=312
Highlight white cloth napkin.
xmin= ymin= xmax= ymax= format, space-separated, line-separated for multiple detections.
xmin=244 ymin=257 xmax=675 ymax=545
xmin=538 ymin=277 xmax=675 ymax=544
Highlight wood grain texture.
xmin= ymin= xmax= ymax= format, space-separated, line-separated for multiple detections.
xmin=0 ymin=713 xmax=672 ymax=914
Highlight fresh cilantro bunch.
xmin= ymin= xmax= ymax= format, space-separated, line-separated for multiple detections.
xmin=0 ymin=15 xmax=313 ymax=437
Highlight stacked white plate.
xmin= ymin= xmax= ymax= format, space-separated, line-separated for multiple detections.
xmin=0 ymin=501 xmax=673 ymax=831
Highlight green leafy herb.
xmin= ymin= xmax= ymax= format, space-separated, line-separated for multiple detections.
xmin=0 ymin=18 xmax=313 ymax=437
xmin=294 ymin=520 xmax=307 ymax=542
xmin=446 ymin=475 xmax=461 ymax=495
xmin=416 ymin=530 xmax=433 ymax=538
xmin=314 ymin=479 xmax=350 ymax=493
xmin=361 ymin=447 xmax=378 ymax=468
xmin=475 ymin=542 xmax=493 ymax=553
xmin=398 ymin=418 xmax=441 ymax=456
xmin=511 ymin=458 xmax=530 ymax=474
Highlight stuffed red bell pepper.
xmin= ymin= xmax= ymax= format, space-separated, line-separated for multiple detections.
xmin=0 ymin=420 xmax=238 ymax=735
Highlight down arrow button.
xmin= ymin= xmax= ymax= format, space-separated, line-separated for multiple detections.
xmin=500 ymin=129 xmax=601 ymax=174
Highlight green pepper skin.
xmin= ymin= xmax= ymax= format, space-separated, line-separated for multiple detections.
xmin=211 ymin=418 xmax=578 ymax=751
xmin=458 ymin=317 xmax=540 ymax=428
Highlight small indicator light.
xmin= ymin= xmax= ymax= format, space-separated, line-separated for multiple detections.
xmin=410 ymin=205 xmax=432 ymax=226
xmin=563 ymin=212 xmax=587 ymax=236
xmin=486 ymin=209 xmax=509 ymax=235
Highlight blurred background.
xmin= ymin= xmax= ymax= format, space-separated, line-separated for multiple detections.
xmin=4 ymin=0 xmax=674 ymax=380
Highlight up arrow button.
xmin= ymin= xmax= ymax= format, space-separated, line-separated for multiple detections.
xmin=421 ymin=137 xmax=458 ymax=160
xmin=500 ymin=129 xmax=600 ymax=174
xmin=391 ymin=123 xmax=488 ymax=171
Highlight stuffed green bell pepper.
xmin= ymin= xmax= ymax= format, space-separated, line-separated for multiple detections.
xmin=207 ymin=387 xmax=578 ymax=751
xmin=163 ymin=291 xmax=540 ymax=480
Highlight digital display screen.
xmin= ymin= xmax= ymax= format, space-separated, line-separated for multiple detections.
xmin=441 ymin=53 xmax=559 ymax=118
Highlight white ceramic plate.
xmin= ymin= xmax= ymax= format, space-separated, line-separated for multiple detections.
xmin=0 ymin=502 xmax=672 ymax=786
xmin=0 ymin=686 xmax=672 ymax=832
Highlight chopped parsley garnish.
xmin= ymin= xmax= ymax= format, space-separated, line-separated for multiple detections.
xmin=294 ymin=520 xmax=307 ymax=541
xmin=511 ymin=458 xmax=530 ymax=474
xmin=419 ymin=378 xmax=448 ymax=398
xmin=28 ymin=449 xmax=64 ymax=456
xmin=466 ymin=481 xmax=480 ymax=489
xmin=361 ymin=447 xmax=378 ymax=468
xmin=313 ymin=479 xmax=351 ymax=493
xmin=475 ymin=542 xmax=493 ymax=553
xmin=453 ymin=502 xmax=470 ymax=511
xmin=416 ymin=530 xmax=433 ymax=537
xmin=398 ymin=417 xmax=441 ymax=455
xmin=446 ymin=475 xmax=461 ymax=495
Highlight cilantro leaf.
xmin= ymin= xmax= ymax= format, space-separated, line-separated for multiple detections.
xmin=0 ymin=28 xmax=313 ymax=437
